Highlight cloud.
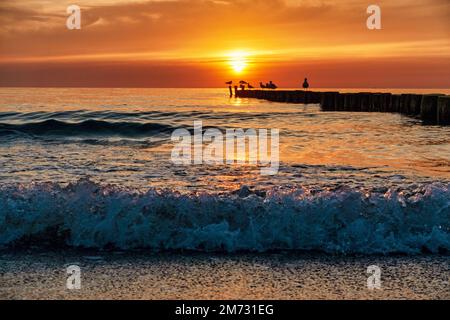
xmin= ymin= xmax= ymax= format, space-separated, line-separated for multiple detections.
xmin=0 ymin=0 xmax=448 ymax=61
xmin=0 ymin=0 xmax=448 ymax=87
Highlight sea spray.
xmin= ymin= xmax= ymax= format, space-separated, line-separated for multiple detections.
xmin=0 ymin=179 xmax=448 ymax=254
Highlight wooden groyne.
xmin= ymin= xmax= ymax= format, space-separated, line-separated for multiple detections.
xmin=236 ymin=90 xmax=450 ymax=125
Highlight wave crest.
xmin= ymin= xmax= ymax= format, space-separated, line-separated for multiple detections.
xmin=0 ymin=180 xmax=449 ymax=254
xmin=0 ymin=119 xmax=174 ymax=138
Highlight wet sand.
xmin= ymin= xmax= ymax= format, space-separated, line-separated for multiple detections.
xmin=0 ymin=250 xmax=448 ymax=300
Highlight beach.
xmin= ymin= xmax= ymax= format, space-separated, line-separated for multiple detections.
xmin=1 ymin=250 xmax=448 ymax=300
xmin=2 ymin=0 xmax=450 ymax=304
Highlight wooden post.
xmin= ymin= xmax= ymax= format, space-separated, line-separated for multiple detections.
xmin=381 ymin=93 xmax=392 ymax=112
xmin=420 ymin=95 xmax=442 ymax=123
xmin=371 ymin=93 xmax=383 ymax=112
xmin=437 ymin=96 xmax=450 ymax=125
xmin=400 ymin=94 xmax=411 ymax=114
xmin=409 ymin=94 xmax=423 ymax=116
xmin=360 ymin=93 xmax=371 ymax=112
xmin=335 ymin=93 xmax=345 ymax=111
xmin=390 ymin=94 xmax=401 ymax=113
xmin=320 ymin=92 xmax=338 ymax=111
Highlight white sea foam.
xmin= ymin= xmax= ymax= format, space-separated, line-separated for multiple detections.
xmin=0 ymin=179 xmax=449 ymax=254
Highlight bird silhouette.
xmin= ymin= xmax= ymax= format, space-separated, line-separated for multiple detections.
xmin=225 ymin=81 xmax=233 ymax=85
xmin=302 ymin=78 xmax=309 ymax=90
xmin=268 ymin=81 xmax=277 ymax=89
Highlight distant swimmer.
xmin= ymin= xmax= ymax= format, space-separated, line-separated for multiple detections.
xmin=302 ymin=78 xmax=309 ymax=90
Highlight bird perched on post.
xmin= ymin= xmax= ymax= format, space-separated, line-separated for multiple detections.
xmin=225 ymin=81 xmax=233 ymax=85
xmin=302 ymin=78 xmax=309 ymax=90
xmin=268 ymin=81 xmax=277 ymax=89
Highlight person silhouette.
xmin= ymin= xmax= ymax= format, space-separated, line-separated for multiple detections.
xmin=302 ymin=78 xmax=309 ymax=90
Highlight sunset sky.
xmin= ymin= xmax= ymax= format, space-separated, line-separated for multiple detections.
xmin=0 ymin=0 xmax=449 ymax=88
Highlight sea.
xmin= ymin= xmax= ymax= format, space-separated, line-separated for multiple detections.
xmin=0 ymin=88 xmax=449 ymax=254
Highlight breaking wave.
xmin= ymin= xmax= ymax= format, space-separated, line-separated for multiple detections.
xmin=0 ymin=119 xmax=175 ymax=138
xmin=0 ymin=180 xmax=449 ymax=254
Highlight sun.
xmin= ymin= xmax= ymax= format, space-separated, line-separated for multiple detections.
xmin=228 ymin=51 xmax=248 ymax=74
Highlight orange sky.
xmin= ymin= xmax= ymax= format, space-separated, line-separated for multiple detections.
xmin=0 ymin=0 xmax=449 ymax=88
